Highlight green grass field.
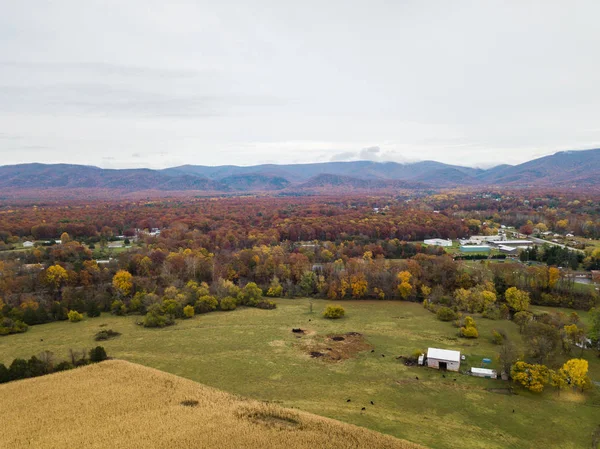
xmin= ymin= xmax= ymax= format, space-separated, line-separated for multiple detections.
xmin=1 ymin=299 xmax=599 ymax=449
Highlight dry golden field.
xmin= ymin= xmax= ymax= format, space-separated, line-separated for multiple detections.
xmin=0 ymin=360 xmax=425 ymax=449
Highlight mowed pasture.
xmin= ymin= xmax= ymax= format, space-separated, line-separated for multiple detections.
xmin=0 ymin=360 xmax=422 ymax=449
xmin=1 ymin=299 xmax=599 ymax=449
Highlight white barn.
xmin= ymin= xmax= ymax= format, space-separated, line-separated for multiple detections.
xmin=22 ymin=241 xmax=34 ymax=248
xmin=423 ymin=238 xmax=452 ymax=247
xmin=426 ymin=348 xmax=461 ymax=372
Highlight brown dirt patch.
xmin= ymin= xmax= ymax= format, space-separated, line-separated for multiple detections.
xmin=303 ymin=332 xmax=372 ymax=362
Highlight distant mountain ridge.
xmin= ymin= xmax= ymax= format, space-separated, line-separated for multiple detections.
xmin=0 ymin=149 xmax=598 ymax=195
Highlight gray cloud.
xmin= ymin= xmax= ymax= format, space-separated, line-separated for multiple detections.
xmin=358 ymin=146 xmax=381 ymax=160
xmin=329 ymin=151 xmax=357 ymax=162
xmin=0 ymin=1 xmax=599 ymax=168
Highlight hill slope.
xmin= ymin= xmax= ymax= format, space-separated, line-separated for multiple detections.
xmin=0 ymin=360 xmax=423 ymax=449
xmin=476 ymin=149 xmax=600 ymax=186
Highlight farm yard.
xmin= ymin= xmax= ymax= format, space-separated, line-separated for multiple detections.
xmin=1 ymin=299 xmax=598 ymax=449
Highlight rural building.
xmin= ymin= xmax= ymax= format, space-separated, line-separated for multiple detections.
xmin=470 ymin=367 xmax=497 ymax=379
xmin=497 ymin=244 xmax=518 ymax=254
xmin=493 ymin=240 xmax=532 ymax=248
xmin=423 ymin=238 xmax=452 ymax=247
xmin=426 ymin=348 xmax=461 ymax=371
xmin=22 ymin=241 xmax=34 ymax=248
xmin=460 ymin=235 xmax=504 ymax=245
xmin=460 ymin=245 xmax=491 ymax=253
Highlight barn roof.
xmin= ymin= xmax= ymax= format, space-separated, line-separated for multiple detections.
xmin=427 ymin=348 xmax=460 ymax=362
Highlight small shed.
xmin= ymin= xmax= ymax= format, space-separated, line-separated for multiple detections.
xmin=22 ymin=241 xmax=34 ymax=248
xmin=471 ymin=367 xmax=497 ymax=379
xmin=426 ymin=348 xmax=461 ymax=371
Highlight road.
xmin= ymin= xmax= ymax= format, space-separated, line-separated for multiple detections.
xmin=529 ymin=236 xmax=585 ymax=253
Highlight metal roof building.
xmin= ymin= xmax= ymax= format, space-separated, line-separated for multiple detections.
xmin=470 ymin=367 xmax=497 ymax=379
xmin=426 ymin=348 xmax=461 ymax=372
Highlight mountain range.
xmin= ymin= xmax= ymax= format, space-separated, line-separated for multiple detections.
xmin=0 ymin=149 xmax=598 ymax=196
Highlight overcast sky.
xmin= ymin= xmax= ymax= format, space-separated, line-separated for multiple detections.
xmin=1 ymin=1 xmax=599 ymax=169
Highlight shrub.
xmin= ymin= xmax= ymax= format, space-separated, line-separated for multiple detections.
xmin=220 ymin=297 xmax=237 ymax=311
xmin=255 ymin=300 xmax=277 ymax=310
xmin=0 ymin=318 xmax=28 ymax=335
xmin=266 ymin=277 xmax=283 ymax=297
xmin=143 ymin=304 xmax=175 ymax=328
xmin=67 ymin=310 xmax=83 ymax=322
xmin=8 ymin=358 xmax=29 ymax=380
xmin=161 ymin=299 xmax=183 ymax=318
xmin=110 ymin=300 xmax=127 ymax=316
xmin=237 ymin=282 xmax=263 ymax=306
xmin=436 ymin=307 xmax=457 ymax=322
xmin=86 ymin=301 xmax=101 ymax=318
xmin=491 ymin=329 xmax=505 ymax=345
xmin=195 ymin=295 xmax=218 ymax=314
xmin=89 ymin=346 xmax=108 ymax=363
xmin=482 ymin=305 xmax=501 ymax=320
xmin=94 ymin=329 xmax=121 ymax=341
xmin=54 ymin=361 xmax=74 ymax=372
xmin=323 ymin=305 xmax=345 ymax=319
xmin=183 ymin=305 xmax=195 ymax=318
xmin=460 ymin=325 xmax=479 ymax=338
xmin=0 ymin=363 xmax=9 ymax=383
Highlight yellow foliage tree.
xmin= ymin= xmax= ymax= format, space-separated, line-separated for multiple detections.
xmin=549 ymin=369 xmax=568 ymax=393
xmin=562 ymin=358 xmax=589 ymax=391
xmin=398 ymin=282 xmax=412 ymax=299
xmin=511 ymin=361 xmax=549 ymax=393
xmin=113 ymin=270 xmax=133 ymax=297
xmin=350 ymin=274 xmax=368 ymax=299
xmin=548 ymin=267 xmax=560 ymax=289
xmin=60 ymin=232 xmax=71 ymax=244
xmin=397 ymin=271 xmax=411 ymax=284
xmin=45 ymin=264 xmax=68 ymax=292
xmin=505 ymin=287 xmax=530 ymax=312
xmin=420 ymin=285 xmax=431 ymax=298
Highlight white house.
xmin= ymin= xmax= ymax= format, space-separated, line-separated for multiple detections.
xmin=426 ymin=348 xmax=461 ymax=372
xmin=470 ymin=367 xmax=497 ymax=379
xmin=423 ymin=238 xmax=453 ymax=247
xmin=22 ymin=241 xmax=34 ymax=248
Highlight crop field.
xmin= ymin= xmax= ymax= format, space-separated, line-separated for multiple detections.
xmin=1 ymin=299 xmax=599 ymax=449
xmin=0 ymin=360 xmax=422 ymax=449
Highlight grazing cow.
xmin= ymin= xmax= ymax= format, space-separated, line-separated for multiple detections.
xmin=371 ymin=349 xmax=375 ymax=353
xmin=346 ymin=399 xmax=351 ymax=402
xmin=361 ymin=407 xmax=366 ymax=411
xmin=415 ymin=376 xmax=419 ymax=380
xmin=370 ymin=401 xmax=374 ymax=405
xmin=381 ymin=354 xmax=385 ymax=357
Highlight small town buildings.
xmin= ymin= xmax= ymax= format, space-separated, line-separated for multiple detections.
xmin=426 ymin=348 xmax=461 ymax=371
xmin=423 ymin=238 xmax=453 ymax=247
xmin=470 ymin=367 xmax=497 ymax=379
xmin=22 ymin=241 xmax=34 ymax=248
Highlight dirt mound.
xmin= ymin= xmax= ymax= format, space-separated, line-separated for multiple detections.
xmin=303 ymin=332 xmax=372 ymax=362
